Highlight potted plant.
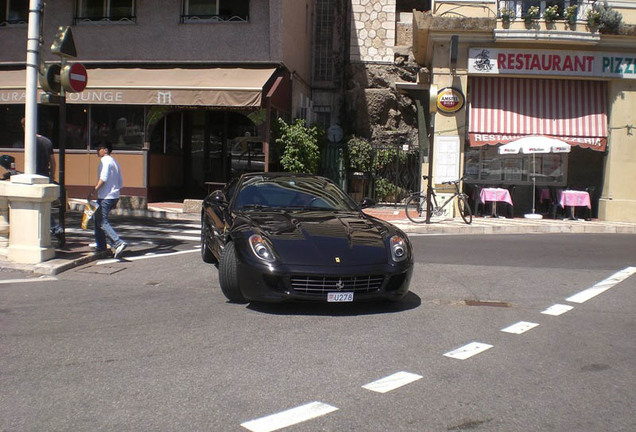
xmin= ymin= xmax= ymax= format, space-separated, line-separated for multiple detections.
xmin=500 ymin=7 xmax=514 ymax=24
xmin=564 ymin=5 xmax=578 ymax=25
xmin=586 ymin=9 xmax=601 ymax=29
xmin=524 ymin=5 xmax=540 ymax=25
xmin=544 ymin=5 xmax=559 ymax=23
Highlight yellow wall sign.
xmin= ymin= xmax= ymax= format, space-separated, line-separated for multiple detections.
xmin=436 ymin=87 xmax=465 ymax=114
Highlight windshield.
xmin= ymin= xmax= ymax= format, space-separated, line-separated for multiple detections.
xmin=234 ymin=175 xmax=359 ymax=212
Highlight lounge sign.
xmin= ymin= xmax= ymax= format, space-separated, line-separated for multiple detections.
xmin=436 ymin=87 xmax=465 ymax=114
xmin=469 ymin=48 xmax=636 ymax=80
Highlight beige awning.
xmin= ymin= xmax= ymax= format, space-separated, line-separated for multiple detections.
xmin=0 ymin=67 xmax=277 ymax=107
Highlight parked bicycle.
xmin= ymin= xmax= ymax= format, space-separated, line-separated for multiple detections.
xmin=405 ymin=176 xmax=473 ymax=224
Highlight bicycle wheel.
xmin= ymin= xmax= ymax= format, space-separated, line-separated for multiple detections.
xmin=457 ymin=195 xmax=473 ymax=224
xmin=405 ymin=194 xmax=428 ymax=223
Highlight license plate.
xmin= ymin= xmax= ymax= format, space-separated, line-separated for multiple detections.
xmin=327 ymin=292 xmax=354 ymax=302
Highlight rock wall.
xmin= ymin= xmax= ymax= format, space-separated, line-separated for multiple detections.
xmin=345 ymin=54 xmax=422 ymax=148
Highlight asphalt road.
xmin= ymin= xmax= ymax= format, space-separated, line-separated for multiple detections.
xmin=1 ymin=233 xmax=635 ymax=431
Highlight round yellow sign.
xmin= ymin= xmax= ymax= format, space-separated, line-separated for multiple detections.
xmin=436 ymin=87 xmax=465 ymax=114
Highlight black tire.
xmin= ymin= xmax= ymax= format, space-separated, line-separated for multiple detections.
xmin=219 ymin=242 xmax=247 ymax=303
xmin=405 ymin=194 xmax=427 ymax=223
xmin=200 ymin=218 xmax=218 ymax=264
xmin=457 ymin=195 xmax=473 ymax=224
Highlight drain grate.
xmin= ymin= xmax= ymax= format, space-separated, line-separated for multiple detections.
xmin=464 ymin=299 xmax=512 ymax=308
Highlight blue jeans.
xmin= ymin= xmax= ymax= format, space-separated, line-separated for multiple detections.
xmin=94 ymin=198 xmax=123 ymax=251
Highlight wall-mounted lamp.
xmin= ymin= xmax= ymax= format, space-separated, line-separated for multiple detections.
xmin=449 ymin=35 xmax=458 ymax=74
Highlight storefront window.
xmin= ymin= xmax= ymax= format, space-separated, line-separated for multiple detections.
xmin=149 ymin=111 xmax=182 ymax=154
xmin=464 ymin=146 xmax=567 ymax=186
xmin=0 ymin=104 xmax=58 ymax=149
xmin=90 ymin=105 xmax=145 ymax=150
xmin=66 ymin=105 xmax=90 ymax=150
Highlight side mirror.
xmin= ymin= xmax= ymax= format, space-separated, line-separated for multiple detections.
xmin=207 ymin=190 xmax=228 ymax=207
xmin=359 ymin=197 xmax=376 ymax=209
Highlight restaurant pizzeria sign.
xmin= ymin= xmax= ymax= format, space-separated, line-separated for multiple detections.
xmin=469 ymin=48 xmax=636 ymax=79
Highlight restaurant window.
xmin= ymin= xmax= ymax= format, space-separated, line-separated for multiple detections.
xmin=91 ymin=105 xmax=145 ymax=150
xmin=0 ymin=104 xmax=60 ymax=149
xmin=181 ymin=0 xmax=249 ymax=23
xmin=1 ymin=0 xmax=28 ymax=25
xmin=149 ymin=111 xmax=183 ymax=155
xmin=66 ymin=105 xmax=90 ymax=150
xmin=464 ymin=146 xmax=568 ymax=186
xmin=74 ymin=0 xmax=136 ymax=24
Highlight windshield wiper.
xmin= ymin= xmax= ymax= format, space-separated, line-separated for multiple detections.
xmin=239 ymin=204 xmax=270 ymax=210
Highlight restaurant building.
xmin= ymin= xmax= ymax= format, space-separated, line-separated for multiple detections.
xmin=0 ymin=0 xmax=310 ymax=202
xmin=413 ymin=0 xmax=636 ymax=222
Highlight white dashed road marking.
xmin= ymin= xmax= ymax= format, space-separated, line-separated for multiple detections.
xmin=97 ymin=248 xmax=199 ymax=265
xmin=566 ymin=266 xmax=636 ymax=304
xmin=444 ymin=342 xmax=493 ymax=360
xmin=541 ymin=304 xmax=574 ymax=316
xmin=240 ymin=401 xmax=338 ymax=432
xmin=362 ymin=371 xmax=423 ymax=393
xmin=501 ymin=321 xmax=540 ymax=334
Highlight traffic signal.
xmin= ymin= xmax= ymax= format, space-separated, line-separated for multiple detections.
xmin=39 ymin=64 xmax=61 ymax=94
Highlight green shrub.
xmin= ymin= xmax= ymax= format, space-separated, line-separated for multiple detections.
xmin=275 ymin=118 xmax=320 ymax=174
xmin=344 ymin=136 xmax=373 ymax=173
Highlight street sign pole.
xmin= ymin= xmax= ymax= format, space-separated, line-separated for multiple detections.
xmin=58 ymin=57 xmax=67 ymax=236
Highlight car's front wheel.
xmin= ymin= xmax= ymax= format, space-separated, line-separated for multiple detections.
xmin=219 ymin=242 xmax=247 ymax=303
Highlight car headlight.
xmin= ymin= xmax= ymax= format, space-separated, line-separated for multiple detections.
xmin=249 ymin=234 xmax=276 ymax=263
xmin=390 ymin=235 xmax=407 ymax=262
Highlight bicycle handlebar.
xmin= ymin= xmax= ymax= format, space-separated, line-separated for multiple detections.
xmin=422 ymin=175 xmax=467 ymax=185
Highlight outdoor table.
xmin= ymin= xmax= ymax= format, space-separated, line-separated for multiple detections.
xmin=480 ymin=187 xmax=513 ymax=217
xmin=558 ymin=190 xmax=591 ymax=220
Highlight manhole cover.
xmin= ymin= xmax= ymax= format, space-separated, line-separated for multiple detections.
xmin=77 ymin=265 xmax=126 ymax=275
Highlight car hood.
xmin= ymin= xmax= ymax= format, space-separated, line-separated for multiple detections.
xmin=236 ymin=210 xmax=393 ymax=266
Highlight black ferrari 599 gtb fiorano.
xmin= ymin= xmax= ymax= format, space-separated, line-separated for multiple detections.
xmin=201 ymin=173 xmax=413 ymax=303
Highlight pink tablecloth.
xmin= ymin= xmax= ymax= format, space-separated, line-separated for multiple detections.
xmin=559 ymin=190 xmax=591 ymax=208
xmin=480 ymin=188 xmax=514 ymax=206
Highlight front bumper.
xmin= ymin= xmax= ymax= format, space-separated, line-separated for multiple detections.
xmin=235 ymin=260 xmax=413 ymax=303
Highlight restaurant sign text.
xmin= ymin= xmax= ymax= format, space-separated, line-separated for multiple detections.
xmin=469 ymin=48 xmax=636 ymax=79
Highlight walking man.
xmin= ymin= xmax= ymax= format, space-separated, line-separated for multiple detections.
xmin=88 ymin=142 xmax=127 ymax=258
xmin=21 ymin=118 xmax=64 ymax=246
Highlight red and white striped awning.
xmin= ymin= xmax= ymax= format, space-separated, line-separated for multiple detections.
xmin=469 ymin=77 xmax=608 ymax=151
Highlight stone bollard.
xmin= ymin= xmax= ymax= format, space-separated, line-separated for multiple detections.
xmin=3 ymin=175 xmax=59 ymax=264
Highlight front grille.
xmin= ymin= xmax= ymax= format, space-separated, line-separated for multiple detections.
xmin=291 ymin=275 xmax=384 ymax=295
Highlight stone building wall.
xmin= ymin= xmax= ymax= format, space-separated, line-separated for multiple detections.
xmin=350 ymin=0 xmax=396 ymax=63
xmin=345 ymin=0 xmax=420 ymax=148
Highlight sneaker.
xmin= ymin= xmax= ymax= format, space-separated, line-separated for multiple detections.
xmin=55 ymin=231 xmax=65 ymax=248
xmin=114 ymin=242 xmax=127 ymax=259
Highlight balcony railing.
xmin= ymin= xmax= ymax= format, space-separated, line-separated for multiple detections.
xmin=498 ymin=0 xmax=594 ymax=23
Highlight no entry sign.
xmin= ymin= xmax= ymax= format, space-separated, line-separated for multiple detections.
xmin=61 ymin=63 xmax=88 ymax=93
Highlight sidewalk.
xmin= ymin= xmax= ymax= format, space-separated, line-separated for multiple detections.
xmin=2 ymin=200 xmax=635 ymax=275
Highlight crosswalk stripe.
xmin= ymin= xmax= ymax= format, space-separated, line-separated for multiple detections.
xmin=362 ymin=371 xmax=423 ymax=393
xmin=241 ymin=402 xmax=338 ymax=432
xmin=444 ymin=342 xmax=493 ymax=360
xmin=566 ymin=266 xmax=636 ymax=303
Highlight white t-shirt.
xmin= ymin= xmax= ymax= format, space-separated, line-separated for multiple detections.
xmin=97 ymin=154 xmax=123 ymax=199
